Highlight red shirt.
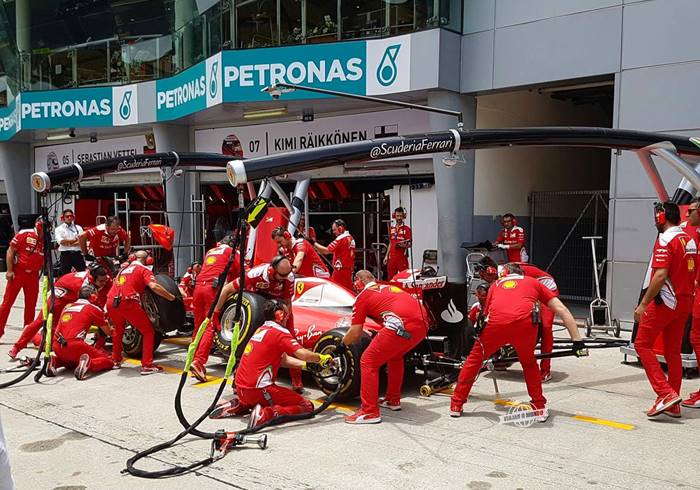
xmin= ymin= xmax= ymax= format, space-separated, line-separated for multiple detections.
xmin=235 ymin=321 xmax=301 ymax=389
xmin=327 ymin=232 xmax=355 ymax=271
xmin=84 ymin=224 xmax=128 ymax=257
xmin=650 ymin=226 xmax=697 ymax=308
xmin=10 ymin=229 xmax=44 ymax=272
xmin=496 ymin=226 xmax=528 ymax=263
xmin=389 ymin=224 xmax=412 ymax=259
xmin=233 ymin=264 xmax=295 ymax=300
xmin=179 ymin=272 xmax=195 ymax=295
xmin=107 ymin=262 xmax=155 ymax=302
xmin=291 ymin=238 xmax=329 ymax=278
xmin=197 ymin=245 xmax=240 ymax=284
xmin=54 ymin=271 xmax=95 ymax=304
xmin=485 ymin=274 xmax=557 ymax=325
xmin=56 ymin=299 xmax=108 ymax=341
xmin=351 ymin=282 xmax=427 ymax=330
xmin=515 ymin=262 xmax=559 ymax=296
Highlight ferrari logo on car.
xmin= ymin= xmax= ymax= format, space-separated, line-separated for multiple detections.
xmin=296 ymin=282 xmax=305 ymax=295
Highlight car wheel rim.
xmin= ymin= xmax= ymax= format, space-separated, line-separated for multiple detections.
xmin=142 ymin=295 xmax=159 ymax=324
xmin=220 ymin=303 xmax=248 ymax=343
xmin=123 ymin=325 xmax=138 ymax=346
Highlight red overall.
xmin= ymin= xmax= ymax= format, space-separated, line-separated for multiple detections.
xmin=352 ymin=283 xmax=428 ymax=413
xmin=516 ymin=262 xmax=559 ymax=376
xmin=327 ymin=231 xmax=355 ymax=290
xmin=13 ymin=271 xmax=94 ymax=350
xmin=84 ymin=224 xmax=128 ymax=257
xmin=53 ymin=299 xmax=112 ymax=372
xmin=291 ymin=238 xmax=329 ymax=278
xmin=234 ymin=321 xmax=314 ymax=425
xmin=107 ymin=262 xmax=157 ymax=366
xmin=387 ymin=223 xmax=412 ymax=280
xmin=496 ymin=225 xmax=528 ymax=263
xmin=636 ymin=226 xmax=696 ymax=398
xmin=452 ymin=274 xmax=556 ymax=410
xmin=0 ymin=229 xmax=43 ymax=338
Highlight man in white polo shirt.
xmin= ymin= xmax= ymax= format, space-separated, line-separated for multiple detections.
xmin=55 ymin=209 xmax=85 ymax=275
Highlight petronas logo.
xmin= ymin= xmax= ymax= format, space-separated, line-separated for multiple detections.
xmin=209 ymin=62 xmax=219 ymax=98
xmin=120 ymin=91 xmax=132 ymax=120
xmin=377 ymin=44 xmax=401 ymax=87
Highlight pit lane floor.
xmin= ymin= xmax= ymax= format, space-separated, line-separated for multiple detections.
xmin=0 ymin=290 xmax=698 ymax=489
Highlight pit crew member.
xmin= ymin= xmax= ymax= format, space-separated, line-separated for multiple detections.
xmin=9 ymin=266 xmax=109 ymax=359
xmin=178 ymin=261 xmax=201 ymax=298
xmin=79 ymin=215 xmax=130 ymax=262
xmin=209 ymin=300 xmax=332 ymax=427
xmin=55 ymin=209 xmax=85 ymax=275
xmin=0 ymin=219 xmax=45 ymax=341
xmin=193 ymin=256 xmax=295 ymax=383
xmin=313 ymin=219 xmax=355 ymax=290
xmin=271 ymin=226 xmax=329 ymax=278
xmin=338 ymin=270 xmax=428 ymax=424
xmin=107 ymin=250 xmax=175 ymax=374
xmin=48 ymin=286 xmax=114 ymax=380
xmin=683 ymin=198 xmax=700 ymax=409
xmin=495 ymin=213 xmax=528 ymax=263
xmin=634 ymin=202 xmax=696 ymax=417
xmin=477 ymin=256 xmax=559 ymax=381
xmin=383 ymin=207 xmax=412 ymax=280
xmin=450 ymin=263 xmax=585 ymax=421
xmin=468 ymin=283 xmax=489 ymax=330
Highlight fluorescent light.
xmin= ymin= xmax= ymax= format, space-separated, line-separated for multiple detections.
xmin=47 ymin=129 xmax=75 ymax=141
xmin=243 ymin=107 xmax=288 ymax=119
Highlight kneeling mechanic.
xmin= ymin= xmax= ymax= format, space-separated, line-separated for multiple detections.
xmin=210 ymin=300 xmax=332 ymax=429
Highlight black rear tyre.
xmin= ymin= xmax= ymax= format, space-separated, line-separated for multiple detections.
xmin=312 ymin=327 xmax=372 ymax=400
xmin=143 ymin=274 xmax=186 ymax=335
xmin=213 ymin=292 xmax=266 ymax=361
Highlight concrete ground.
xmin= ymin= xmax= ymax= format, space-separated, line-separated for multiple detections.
xmin=0 ymin=287 xmax=698 ymax=489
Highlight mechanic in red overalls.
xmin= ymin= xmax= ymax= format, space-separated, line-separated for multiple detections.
xmin=477 ymin=256 xmax=559 ymax=382
xmin=339 ymin=270 xmax=428 ymax=424
xmin=682 ymin=198 xmax=700 ymax=409
xmin=313 ymin=219 xmax=355 ymax=290
xmin=468 ymin=283 xmax=489 ymax=327
xmin=107 ymin=251 xmax=175 ymax=374
xmin=178 ymin=261 xmax=201 ymax=297
xmin=495 ymin=213 xmax=528 ymax=263
xmin=79 ymin=216 xmax=131 ymax=263
xmin=193 ymin=256 xmax=296 ymax=383
xmin=48 ymin=285 xmax=114 ymax=380
xmin=209 ymin=300 xmax=332 ymax=426
xmin=634 ymin=202 xmax=697 ymax=417
xmin=384 ymin=207 xmax=412 ymax=280
xmin=8 ymin=266 xmax=110 ymax=359
xmin=271 ymin=226 xmax=329 ymax=278
xmin=450 ymin=263 xmax=585 ymax=420
xmin=0 ymin=219 xmax=45 ymax=341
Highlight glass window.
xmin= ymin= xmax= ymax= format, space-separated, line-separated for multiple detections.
xmin=77 ymin=43 xmax=110 ymax=86
xmin=280 ymin=0 xmax=302 ymax=45
xmin=235 ymin=0 xmax=278 ymax=48
xmin=305 ymin=3 xmax=338 ymax=44
xmin=341 ymin=0 xmax=387 ymax=40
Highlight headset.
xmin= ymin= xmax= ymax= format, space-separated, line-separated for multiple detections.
xmin=265 ymin=299 xmax=289 ymax=325
xmin=332 ymin=219 xmax=346 ymax=234
xmin=654 ymin=202 xmax=666 ymax=226
xmin=352 ymin=272 xmax=366 ymax=294
xmin=272 ymin=226 xmax=293 ymax=241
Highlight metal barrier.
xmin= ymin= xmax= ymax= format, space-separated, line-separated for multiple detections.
xmin=529 ymin=190 xmax=609 ymax=302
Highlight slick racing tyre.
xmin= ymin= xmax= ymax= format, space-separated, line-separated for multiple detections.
xmin=312 ymin=327 xmax=372 ymax=400
xmin=213 ymin=292 xmax=266 ymax=359
xmin=142 ymin=274 xmax=186 ymax=335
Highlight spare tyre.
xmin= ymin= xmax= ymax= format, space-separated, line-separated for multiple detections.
xmin=312 ymin=327 xmax=372 ymax=400
xmin=142 ymin=274 xmax=186 ymax=335
xmin=213 ymin=292 xmax=266 ymax=361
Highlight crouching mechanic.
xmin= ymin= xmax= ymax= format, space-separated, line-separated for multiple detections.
xmin=210 ymin=300 xmax=332 ymax=429
xmin=48 ymin=286 xmax=114 ymax=380
xmin=450 ymin=263 xmax=585 ymax=421
xmin=338 ymin=270 xmax=428 ymax=424
xmin=107 ymin=251 xmax=176 ymax=374
xmin=193 ymin=256 xmax=296 ymax=384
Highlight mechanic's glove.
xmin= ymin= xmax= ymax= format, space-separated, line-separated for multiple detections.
xmin=572 ymin=340 xmax=588 ymax=357
xmin=84 ymin=253 xmax=96 ymax=262
xmin=317 ymin=353 xmax=333 ymax=369
xmin=333 ymin=343 xmax=348 ymax=357
xmin=496 ymin=244 xmax=508 ymax=250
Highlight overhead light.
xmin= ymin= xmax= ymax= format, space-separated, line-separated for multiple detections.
xmin=243 ymin=107 xmax=288 ymax=119
xmin=47 ymin=128 xmax=76 ymax=141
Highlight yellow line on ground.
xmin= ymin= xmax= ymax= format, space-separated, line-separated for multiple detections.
xmin=572 ymin=414 xmax=635 ymax=431
xmin=122 ymin=358 xmax=182 ymax=375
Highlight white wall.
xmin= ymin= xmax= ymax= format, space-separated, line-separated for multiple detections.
xmin=474 ymin=90 xmax=611 ymax=215
xmin=384 ymin=184 xmax=438 ymax=270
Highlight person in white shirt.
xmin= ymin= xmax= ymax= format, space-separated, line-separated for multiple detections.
xmin=55 ymin=209 xmax=85 ymax=275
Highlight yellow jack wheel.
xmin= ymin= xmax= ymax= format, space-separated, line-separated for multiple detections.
xmin=419 ymin=385 xmax=433 ymax=397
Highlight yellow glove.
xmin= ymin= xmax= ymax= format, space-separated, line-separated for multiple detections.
xmin=317 ymin=353 xmax=333 ymax=369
